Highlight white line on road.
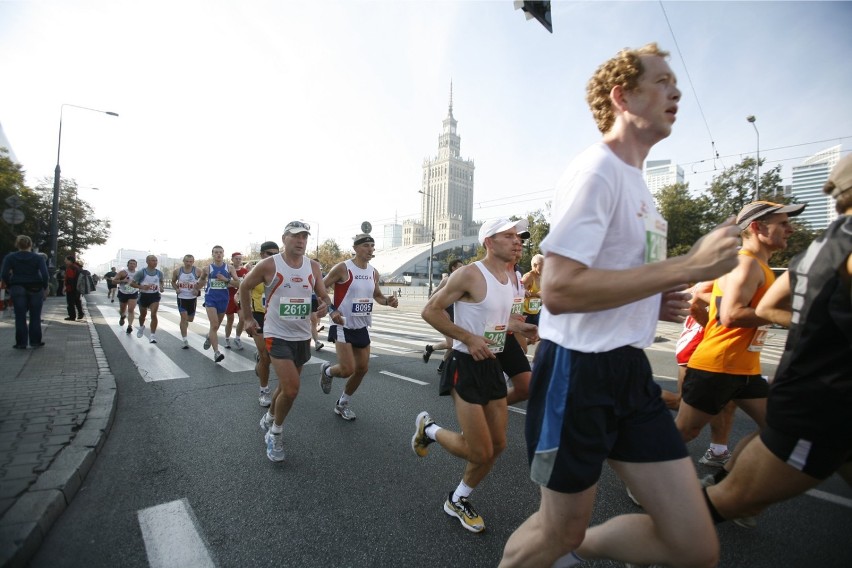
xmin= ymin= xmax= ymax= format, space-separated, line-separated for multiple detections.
xmin=806 ymin=488 xmax=852 ymax=509
xmin=137 ymin=499 xmax=216 ymax=568
xmin=508 ymin=406 xmax=526 ymax=415
xmin=379 ymin=370 xmax=428 ymax=385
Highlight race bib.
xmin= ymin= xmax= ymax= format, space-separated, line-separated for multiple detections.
xmin=747 ymin=325 xmax=770 ymax=352
xmin=511 ymin=297 xmax=524 ymax=316
xmin=279 ymin=297 xmax=310 ymax=319
xmin=645 ymin=212 xmax=668 ymax=264
xmin=351 ymin=298 xmax=373 ymax=314
xmin=209 ymin=279 xmax=228 ymax=289
xmin=484 ymin=324 xmax=507 ymax=353
xmin=526 ymin=297 xmax=542 ymax=314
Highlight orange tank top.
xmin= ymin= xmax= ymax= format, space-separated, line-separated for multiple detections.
xmin=687 ymin=250 xmax=775 ymax=375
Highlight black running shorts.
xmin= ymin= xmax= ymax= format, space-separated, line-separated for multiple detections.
xmin=439 ymin=350 xmax=507 ymax=405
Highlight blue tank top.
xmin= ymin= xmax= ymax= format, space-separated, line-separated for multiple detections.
xmin=205 ymin=263 xmax=231 ymax=298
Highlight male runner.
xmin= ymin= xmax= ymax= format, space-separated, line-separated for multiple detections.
xmin=197 ymin=245 xmax=237 ymax=363
xmin=422 ymin=259 xmax=464 ymax=374
xmin=499 ymin=44 xmax=741 ymax=567
xmin=249 ymin=241 xmax=280 ymax=407
xmin=104 ymin=266 xmax=117 ymax=303
xmin=676 ymin=200 xmax=805 ymax=501
xmin=412 ymin=218 xmax=536 ymax=533
xmin=703 ymin=154 xmax=852 ymax=525
xmin=171 ymin=254 xmax=201 ymax=349
xmin=224 ymin=252 xmax=248 ymax=350
xmin=113 ymin=259 xmax=139 ymax=334
xmin=240 ymin=221 xmax=334 ymax=462
xmin=503 ymin=249 xmax=537 ymax=405
xmin=131 ymin=254 xmax=164 ymax=343
xmin=320 ymin=233 xmax=399 ymax=420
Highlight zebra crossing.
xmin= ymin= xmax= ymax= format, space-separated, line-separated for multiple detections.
xmin=93 ymin=295 xmax=787 ymax=384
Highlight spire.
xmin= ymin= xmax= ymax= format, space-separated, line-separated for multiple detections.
xmin=448 ymin=80 xmax=454 ymax=118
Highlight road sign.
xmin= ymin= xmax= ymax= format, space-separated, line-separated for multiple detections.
xmin=360 ymin=221 xmax=372 ymax=234
xmin=2 ymin=208 xmax=25 ymax=225
xmin=5 ymin=195 xmax=23 ymax=208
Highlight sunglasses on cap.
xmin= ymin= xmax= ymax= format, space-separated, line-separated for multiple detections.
xmin=288 ymin=221 xmax=310 ymax=231
xmin=262 ymin=249 xmax=280 ymax=256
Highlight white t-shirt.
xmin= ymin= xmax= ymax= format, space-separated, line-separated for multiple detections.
xmin=539 ymin=142 xmax=666 ymax=352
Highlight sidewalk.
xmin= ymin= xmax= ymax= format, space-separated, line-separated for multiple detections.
xmin=0 ymin=296 xmax=116 ymax=568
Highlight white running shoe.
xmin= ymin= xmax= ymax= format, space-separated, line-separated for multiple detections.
xmin=136 ymin=325 xmax=144 ymax=338
xmin=225 ymin=337 xmax=231 ymax=349
xmin=259 ymin=389 xmax=272 ymax=407
xmin=233 ymin=337 xmax=243 ymax=350
xmin=149 ymin=334 xmax=157 ymax=344
xmin=181 ymin=337 xmax=189 ymax=349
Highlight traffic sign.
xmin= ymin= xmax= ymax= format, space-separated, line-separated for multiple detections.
xmin=5 ymin=195 xmax=23 ymax=208
xmin=2 ymin=208 xmax=25 ymax=225
xmin=360 ymin=221 xmax=372 ymax=234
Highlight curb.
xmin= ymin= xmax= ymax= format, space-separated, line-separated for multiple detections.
xmin=0 ymin=299 xmax=117 ymax=568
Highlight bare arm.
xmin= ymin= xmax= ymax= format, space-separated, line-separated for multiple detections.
xmin=239 ymin=259 xmax=273 ymax=335
xmin=541 ymin=220 xmax=741 ymax=314
xmin=718 ymin=256 xmax=770 ymax=328
xmin=311 ymin=260 xmax=334 ymax=320
xmin=170 ymin=269 xmax=179 ymax=291
xmin=372 ymin=269 xmax=398 ymax=308
xmin=196 ymin=266 xmax=209 ymax=292
xmin=755 ymin=270 xmax=792 ymax=328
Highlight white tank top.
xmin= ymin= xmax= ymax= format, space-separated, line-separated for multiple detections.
xmin=263 ymin=255 xmax=315 ymax=341
xmin=333 ymin=259 xmax=376 ymax=330
xmin=118 ymin=270 xmax=136 ymax=294
xmin=175 ymin=267 xmax=200 ymax=299
xmin=136 ymin=269 xmax=162 ymax=294
xmin=452 ymin=261 xmax=513 ymax=355
xmin=510 ymin=268 xmax=525 ymax=318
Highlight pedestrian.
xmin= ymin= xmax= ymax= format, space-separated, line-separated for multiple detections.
xmin=0 ymin=235 xmax=49 ymax=349
xmin=499 ymin=43 xmax=740 ymax=568
xmin=63 ymin=255 xmax=84 ymax=320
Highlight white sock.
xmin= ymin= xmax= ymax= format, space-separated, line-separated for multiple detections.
xmin=270 ymin=423 xmax=282 ymax=434
xmin=265 ymin=410 xmax=274 ymax=421
xmin=260 ymin=386 xmax=270 ymax=394
xmin=425 ymin=424 xmax=442 ymax=440
xmin=452 ymin=481 xmax=473 ymax=503
xmin=710 ymin=443 xmax=728 ymax=455
xmin=551 ymin=551 xmax=583 ymax=568
xmin=339 ymin=393 xmax=351 ymax=405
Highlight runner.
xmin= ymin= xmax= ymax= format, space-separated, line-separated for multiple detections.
xmin=422 ymin=259 xmax=464 ymax=374
xmin=131 ymin=254 xmax=164 ymax=344
xmin=240 ymin=221 xmax=334 ymax=462
xmin=197 ymin=245 xmax=238 ymax=363
xmin=104 ymin=266 xmax=117 ymax=303
xmin=248 ymin=241 xmax=280 ymax=407
xmin=113 ymin=259 xmax=139 ymax=335
xmin=412 ymin=218 xmax=536 ymax=533
xmin=319 ymin=233 xmax=399 ymax=420
xmin=171 ymin=254 xmax=201 ymax=349
xmin=503 ymin=252 xmax=538 ymax=405
xmin=224 ymin=252 xmax=248 ymax=350
xmin=499 ymin=44 xmax=741 ymax=567
xmin=704 ymin=154 xmax=852 ymax=525
xmin=518 ymin=253 xmax=544 ymax=353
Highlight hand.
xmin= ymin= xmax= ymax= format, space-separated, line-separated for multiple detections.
xmin=660 ymin=285 xmax=691 ymax=323
xmin=465 ymin=335 xmax=497 ymax=361
xmin=316 ymin=300 xmax=329 ymax=318
xmin=387 ymin=296 xmax=399 ymax=308
xmin=515 ymin=322 xmax=539 ymax=343
xmin=244 ymin=317 xmax=259 ymax=337
xmin=684 ymin=218 xmax=741 ymax=281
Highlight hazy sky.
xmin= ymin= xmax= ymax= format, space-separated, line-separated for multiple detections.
xmin=1 ymin=0 xmax=850 ymax=267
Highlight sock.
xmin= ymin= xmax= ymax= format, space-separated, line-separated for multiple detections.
xmin=452 ymin=480 xmax=473 ymax=503
xmin=713 ymin=468 xmax=729 ymax=484
xmin=425 ymin=344 xmax=433 ymax=353
xmin=710 ymin=443 xmax=728 ymax=455
xmin=702 ymin=487 xmax=726 ymax=524
xmin=338 ymin=393 xmax=351 ymax=405
xmin=270 ymin=423 xmax=283 ymax=435
xmin=260 ymin=386 xmax=270 ymax=394
xmin=265 ymin=410 xmax=274 ymax=421
xmin=551 ymin=551 xmax=584 ymax=568
xmin=425 ymin=424 xmax=442 ymax=441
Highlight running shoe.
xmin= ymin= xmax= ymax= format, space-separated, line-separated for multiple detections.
xmin=443 ymin=492 xmax=484 ymax=533
xmin=436 ymin=361 xmax=445 ymax=375
xmin=334 ymin=399 xmax=356 ymax=421
xmin=259 ymin=411 xmax=273 ymax=431
xmin=137 ymin=325 xmax=144 ymax=338
xmin=214 ymin=351 xmax=225 ymax=363
xmin=264 ymin=430 xmax=285 ymax=462
xmin=119 ymin=314 xmax=126 ymax=326
xmin=203 ymin=336 xmax=211 ymax=350
xmin=126 ymin=325 xmax=133 ymax=335
xmin=699 ymin=448 xmax=731 ymax=468
xmin=320 ymin=362 xmax=333 ymax=394
xmin=315 ymin=341 xmax=324 ymax=352
xmin=316 ymin=325 xmax=325 ymax=333
xmin=233 ymin=337 xmax=243 ymax=350
xmin=259 ymin=389 xmax=272 ymax=408
xmin=181 ymin=338 xmax=189 ymax=349
xmin=411 ymin=411 xmax=435 ymax=457
xmin=422 ymin=344 xmax=433 ymax=363
xmin=225 ymin=337 xmax=231 ymax=349
xmin=149 ymin=334 xmax=157 ymax=344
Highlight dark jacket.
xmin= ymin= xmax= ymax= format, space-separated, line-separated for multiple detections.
xmin=1 ymin=251 xmax=49 ymax=289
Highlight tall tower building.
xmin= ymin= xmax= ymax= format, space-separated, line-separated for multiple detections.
xmin=644 ymin=159 xmax=684 ymax=192
xmin=404 ymin=83 xmax=476 ymax=246
xmin=791 ymin=145 xmax=841 ymax=231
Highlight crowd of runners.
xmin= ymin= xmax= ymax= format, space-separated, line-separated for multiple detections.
xmin=84 ymin=43 xmax=850 ymax=568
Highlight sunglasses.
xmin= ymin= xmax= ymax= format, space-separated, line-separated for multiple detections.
xmin=262 ymin=249 xmax=280 ymax=256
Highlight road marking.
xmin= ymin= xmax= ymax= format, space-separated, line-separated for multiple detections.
xmin=806 ymin=488 xmax=852 ymax=509
xmin=508 ymin=406 xmax=526 ymax=415
xmin=95 ymin=305 xmax=189 ymax=382
xmin=379 ymin=370 xmax=428 ymax=385
xmin=138 ymin=499 xmax=216 ymax=568
xmin=151 ymin=313 xmax=255 ymax=373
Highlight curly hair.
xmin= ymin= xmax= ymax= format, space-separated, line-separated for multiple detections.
xmin=586 ymin=43 xmax=670 ymax=134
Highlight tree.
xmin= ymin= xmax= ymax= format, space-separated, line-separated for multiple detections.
xmin=653 ymin=182 xmax=708 ymax=257
xmin=0 ymin=148 xmax=42 ymax=257
xmin=703 ymin=157 xmax=784 ymax=226
xmin=31 ymin=178 xmax=111 ymax=262
xmin=310 ymin=239 xmax=350 ymax=273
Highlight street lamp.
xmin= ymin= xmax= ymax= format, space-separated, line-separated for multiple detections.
xmin=746 ymin=115 xmax=760 ymax=201
xmin=50 ymin=104 xmax=118 ymax=270
xmin=418 ymin=189 xmax=436 ymax=295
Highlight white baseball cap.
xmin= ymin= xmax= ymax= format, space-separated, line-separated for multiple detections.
xmin=478 ymin=218 xmax=530 ymax=245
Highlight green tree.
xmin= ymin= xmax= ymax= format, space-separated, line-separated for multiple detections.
xmin=653 ymin=182 xmax=707 ymax=257
xmin=0 ymin=148 xmax=43 ymax=256
xmin=704 ymin=158 xmax=784 ymax=226
xmin=310 ymin=239 xmax=350 ymax=273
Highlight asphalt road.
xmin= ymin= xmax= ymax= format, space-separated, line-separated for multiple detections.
xmin=29 ymin=290 xmax=852 ymax=567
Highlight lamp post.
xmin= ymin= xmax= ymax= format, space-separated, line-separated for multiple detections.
xmin=418 ymin=189 xmax=436 ymax=295
xmin=746 ymin=115 xmax=760 ymax=201
xmin=50 ymin=104 xmax=118 ymax=270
